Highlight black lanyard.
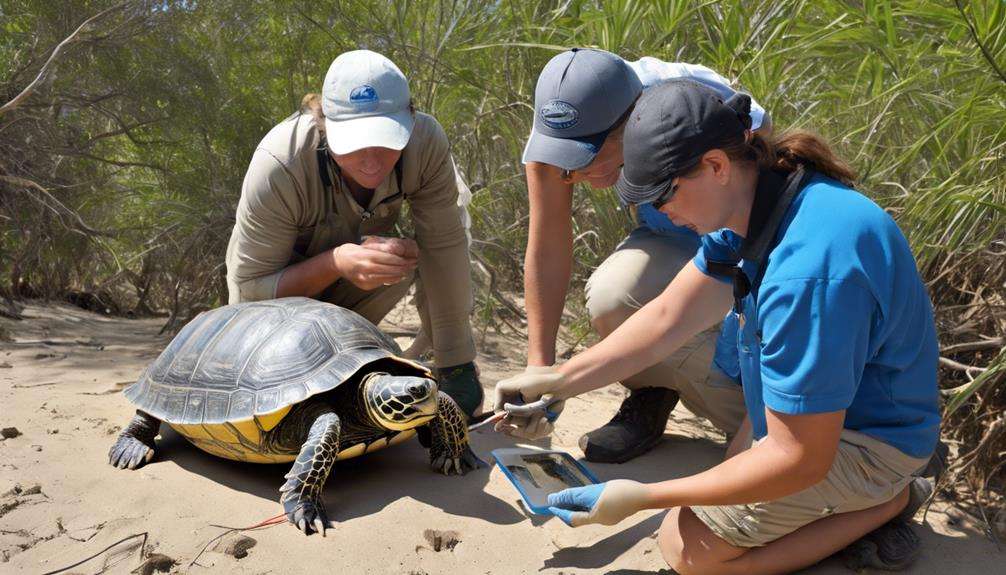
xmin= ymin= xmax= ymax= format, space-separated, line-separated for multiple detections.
xmin=704 ymin=166 xmax=814 ymax=326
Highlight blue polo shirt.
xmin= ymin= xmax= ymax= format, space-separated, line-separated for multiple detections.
xmin=693 ymin=173 xmax=940 ymax=458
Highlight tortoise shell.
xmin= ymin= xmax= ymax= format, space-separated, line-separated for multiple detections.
xmin=122 ymin=297 xmax=428 ymax=463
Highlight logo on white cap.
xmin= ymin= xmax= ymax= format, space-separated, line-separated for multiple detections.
xmin=540 ymin=99 xmax=580 ymax=130
xmin=349 ymin=84 xmax=379 ymax=109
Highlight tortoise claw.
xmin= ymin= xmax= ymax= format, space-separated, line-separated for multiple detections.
xmin=431 ymin=446 xmax=484 ymax=476
xmin=283 ymin=496 xmax=331 ymax=537
xmin=108 ymin=433 xmax=155 ymax=470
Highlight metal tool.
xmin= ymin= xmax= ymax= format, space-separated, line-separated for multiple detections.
xmin=467 ymin=410 xmax=507 ymax=432
xmin=466 ymin=398 xmax=562 ymax=432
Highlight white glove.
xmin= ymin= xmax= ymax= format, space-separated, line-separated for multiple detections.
xmin=547 ymin=479 xmax=651 ymax=527
xmin=492 ymin=365 xmax=566 ymax=440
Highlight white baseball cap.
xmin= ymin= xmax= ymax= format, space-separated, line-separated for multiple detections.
xmin=321 ymin=50 xmax=415 ymax=155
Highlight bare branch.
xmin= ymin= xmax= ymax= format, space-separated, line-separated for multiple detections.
xmin=940 ymin=356 xmax=990 ymax=375
xmin=51 ymin=149 xmax=167 ymax=172
xmin=941 ymin=338 xmax=1005 ymax=355
xmin=0 ymin=2 xmax=131 ymax=116
xmin=0 ymin=174 xmax=117 ymax=237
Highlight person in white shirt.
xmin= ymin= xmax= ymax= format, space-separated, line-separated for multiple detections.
xmin=514 ymin=48 xmax=769 ymax=462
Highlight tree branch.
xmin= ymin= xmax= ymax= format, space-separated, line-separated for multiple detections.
xmin=941 ymin=338 xmax=1004 ymax=355
xmin=0 ymin=2 xmax=130 ymax=116
xmin=0 ymin=174 xmax=118 ymax=237
xmin=51 ymin=149 xmax=167 ymax=172
xmin=940 ymin=356 xmax=990 ymax=374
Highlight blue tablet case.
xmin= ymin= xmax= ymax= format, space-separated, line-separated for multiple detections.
xmin=492 ymin=447 xmax=601 ymax=515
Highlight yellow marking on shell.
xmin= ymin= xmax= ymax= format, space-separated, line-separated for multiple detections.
xmin=229 ymin=418 xmax=261 ymax=444
xmin=201 ymin=422 xmax=237 ymax=444
xmin=336 ymin=429 xmax=416 ymax=460
xmin=255 ymin=405 xmax=291 ymax=431
xmin=169 ymin=423 xmax=212 ymax=441
xmin=388 ymin=356 xmax=433 ymax=378
xmin=170 ymin=421 xmax=294 ymax=463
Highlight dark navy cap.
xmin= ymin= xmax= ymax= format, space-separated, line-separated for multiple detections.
xmin=616 ymin=79 xmax=752 ymax=205
xmin=525 ymin=48 xmax=642 ymax=171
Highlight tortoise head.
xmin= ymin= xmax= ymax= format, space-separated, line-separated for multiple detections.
xmin=361 ymin=372 xmax=438 ymax=431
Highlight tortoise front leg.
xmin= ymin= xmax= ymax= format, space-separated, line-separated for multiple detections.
xmin=429 ymin=391 xmax=485 ymax=475
xmin=108 ymin=410 xmax=161 ymax=470
xmin=278 ymin=410 xmax=340 ymax=536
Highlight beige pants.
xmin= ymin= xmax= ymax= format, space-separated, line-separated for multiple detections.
xmin=693 ymin=430 xmax=929 ymax=548
xmin=585 ymin=227 xmax=746 ymax=436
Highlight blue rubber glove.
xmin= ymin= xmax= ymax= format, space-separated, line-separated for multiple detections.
xmin=547 ymin=479 xmax=650 ymax=527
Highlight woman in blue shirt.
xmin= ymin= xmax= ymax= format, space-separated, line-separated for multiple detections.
xmin=493 ymin=79 xmax=940 ymax=574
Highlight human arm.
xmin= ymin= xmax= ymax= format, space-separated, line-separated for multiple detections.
xmin=647 ymin=408 xmax=844 ymax=507
xmin=406 ymin=116 xmax=475 ymax=368
xmin=548 ymin=408 xmax=844 ymax=526
xmin=275 ymin=236 xmax=418 ymax=297
xmin=724 ymin=414 xmax=752 ymax=460
xmin=524 ymin=161 xmax=575 ymax=367
xmin=553 ymin=261 xmax=732 ymax=397
xmin=494 ymin=261 xmax=732 ymax=436
xmin=226 ymin=150 xmax=303 ymax=303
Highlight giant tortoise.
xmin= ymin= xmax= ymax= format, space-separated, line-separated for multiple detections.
xmin=108 ymin=297 xmax=482 ymax=535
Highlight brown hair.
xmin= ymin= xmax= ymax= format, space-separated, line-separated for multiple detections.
xmin=301 ymin=93 xmax=326 ymax=135
xmin=299 ymin=92 xmax=416 ymax=140
xmin=696 ymin=128 xmax=857 ymax=186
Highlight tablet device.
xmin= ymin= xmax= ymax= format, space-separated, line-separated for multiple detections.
xmin=492 ymin=447 xmax=601 ymax=515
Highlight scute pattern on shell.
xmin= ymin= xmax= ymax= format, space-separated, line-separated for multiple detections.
xmin=123 ymin=297 xmax=403 ymax=425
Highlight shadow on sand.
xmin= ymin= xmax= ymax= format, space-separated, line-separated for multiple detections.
xmin=159 ymin=420 xmax=551 ymax=527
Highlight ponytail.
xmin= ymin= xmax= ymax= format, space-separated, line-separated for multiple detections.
xmin=764 ymin=130 xmax=856 ymax=186
xmin=301 ymin=92 xmax=327 ymax=138
xmin=712 ymin=128 xmax=857 ymax=187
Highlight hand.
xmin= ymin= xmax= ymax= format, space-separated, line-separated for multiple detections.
xmin=361 ymin=235 xmax=419 ymax=260
xmin=492 ymin=365 xmax=566 ymax=440
xmin=333 ymin=238 xmax=417 ymax=291
xmin=547 ymin=479 xmax=650 ymax=527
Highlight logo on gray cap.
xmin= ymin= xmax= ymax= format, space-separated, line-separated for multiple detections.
xmin=539 ymin=99 xmax=580 ymax=130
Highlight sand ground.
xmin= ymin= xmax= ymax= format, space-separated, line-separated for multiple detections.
xmin=0 ymin=302 xmax=999 ymax=574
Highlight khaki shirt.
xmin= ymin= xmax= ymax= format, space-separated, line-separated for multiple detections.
xmin=225 ymin=111 xmax=475 ymax=365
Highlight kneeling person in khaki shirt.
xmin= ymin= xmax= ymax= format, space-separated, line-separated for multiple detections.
xmin=225 ymin=49 xmax=482 ymax=417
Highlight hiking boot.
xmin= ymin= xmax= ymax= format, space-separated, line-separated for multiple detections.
xmin=436 ymin=361 xmax=484 ymax=419
xmin=578 ymin=386 xmax=679 ymax=463
xmin=840 ymin=477 xmax=933 ymax=571
xmin=895 ymin=476 xmax=934 ymax=523
xmin=841 ymin=519 xmax=921 ymax=571
xmin=920 ymin=440 xmax=949 ymax=483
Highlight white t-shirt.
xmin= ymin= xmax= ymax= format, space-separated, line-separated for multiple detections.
xmin=522 ymin=57 xmax=767 ymax=164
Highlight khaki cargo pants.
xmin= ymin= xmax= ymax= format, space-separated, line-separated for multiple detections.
xmin=694 ymin=430 xmax=929 ymax=547
xmin=585 ymin=226 xmax=746 ymax=437
xmin=586 ymin=227 xmax=929 ymax=548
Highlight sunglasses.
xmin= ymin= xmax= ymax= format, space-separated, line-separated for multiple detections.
xmin=651 ymin=179 xmax=680 ymax=210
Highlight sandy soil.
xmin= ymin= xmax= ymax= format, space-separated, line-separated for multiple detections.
xmin=0 ymin=302 xmax=1000 ymax=574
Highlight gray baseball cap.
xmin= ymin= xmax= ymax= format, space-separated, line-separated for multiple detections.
xmin=524 ymin=48 xmax=642 ymax=171
xmin=322 ymin=50 xmax=415 ymax=155
xmin=616 ymin=79 xmax=752 ymax=205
